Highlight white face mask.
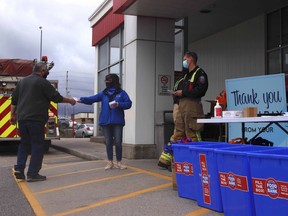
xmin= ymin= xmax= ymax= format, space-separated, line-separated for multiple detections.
xmin=183 ymin=60 xmax=189 ymax=69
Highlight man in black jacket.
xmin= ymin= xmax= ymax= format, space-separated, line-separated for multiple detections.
xmin=10 ymin=62 xmax=76 ymax=182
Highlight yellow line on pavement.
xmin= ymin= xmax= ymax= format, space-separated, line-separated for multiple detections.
xmin=18 ymin=181 xmax=47 ymax=216
xmin=127 ymin=165 xmax=171 ymax=180
xmin=48 ymin=167 xmax=104 ymax=178
xmin=12 ymin=169 xmax=46 ymax=216
xmin=184 ymin=208 xmax=211 ymax=216
xmin=52 ymin=182 xmax=171 ymax=216
xmin=41 ymin=160 xmax=104 ymax=170
xmin=34 ymin=171 xmax=142 ymax=195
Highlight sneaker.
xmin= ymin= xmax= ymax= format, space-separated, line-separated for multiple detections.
xmin=27 ymin=174 xmax=47 ymax=182
xmin=104 ymin=161 xmax=114 ymax=170
xmin=114 ymin=161 xmax=127 ymax=170
xmin=14 ymin=169 xmax=25 ymax=180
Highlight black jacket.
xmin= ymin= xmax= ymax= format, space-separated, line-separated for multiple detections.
xmin=181 ymin=66 xmax=208 ymax=99
xmin=12 ymin=74 xmax=63 ymax=124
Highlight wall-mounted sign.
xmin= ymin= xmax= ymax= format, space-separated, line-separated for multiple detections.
xmin=158 ymin=75 xmax=171 ymax=95
xmin=226 ymin=74 xmax=287 ymax=146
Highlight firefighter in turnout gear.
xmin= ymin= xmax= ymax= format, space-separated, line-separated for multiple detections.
xmin=170 ymin=51 xmax=208 ymax=142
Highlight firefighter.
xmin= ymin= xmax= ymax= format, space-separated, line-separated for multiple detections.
xmin=170 ymin=51 xmax=208 ymax=142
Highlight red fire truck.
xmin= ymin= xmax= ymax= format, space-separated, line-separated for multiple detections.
xmin=0 ymin=57 xmax=59 ymax=152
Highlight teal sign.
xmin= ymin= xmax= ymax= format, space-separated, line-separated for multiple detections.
xmin=225 ymin=74 xmax=287 ymax=146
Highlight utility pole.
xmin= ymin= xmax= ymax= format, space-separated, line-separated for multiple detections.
xmin=65 ymin=71 xmax=69 ymax=118
xmin=39 ymin=26 xmax=43 ymax=60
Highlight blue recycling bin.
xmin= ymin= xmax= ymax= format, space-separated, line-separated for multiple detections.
xmin=215 ymin=145 xmax=276 ymax=216
xmin=172 ymin=142 xmax=228 ymax=200
xmin=247 ymin=148 xmax=288 ymax=216
xmin=189 ymin=143 xmax=240 ymax=212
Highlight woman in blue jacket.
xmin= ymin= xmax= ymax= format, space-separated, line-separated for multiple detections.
xmin=78 ymin=74 xmax=132 ymax=170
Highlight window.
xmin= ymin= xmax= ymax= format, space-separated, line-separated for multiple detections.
xmin=98 ymin=27 xmax=124 ymax=90
xmin=266 ymin=6 xmax=288 ymax=74
xmin=174 ymin=19 xmax=185 ymax=72
xmin=96 ymin=26 xmax=124 ymax=136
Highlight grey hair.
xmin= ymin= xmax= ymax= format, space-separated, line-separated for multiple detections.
xmin=33 ymin=62 xmax=47 ymax=73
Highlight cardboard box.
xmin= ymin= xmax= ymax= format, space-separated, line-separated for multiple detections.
xmin=243 ymin=107 xmax=258 ymax=117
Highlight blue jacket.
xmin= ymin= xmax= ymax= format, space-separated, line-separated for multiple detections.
xmin=80 ymin=88 xmax=132 ymax=126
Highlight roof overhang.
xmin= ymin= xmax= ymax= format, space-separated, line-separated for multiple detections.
xmin=113 ymin=0 xmax=216 ymax=20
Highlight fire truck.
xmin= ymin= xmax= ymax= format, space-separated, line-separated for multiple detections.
xmin=0 ymin=57 xmax=60 ymax=152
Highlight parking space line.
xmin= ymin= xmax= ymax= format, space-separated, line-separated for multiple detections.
xmin=41 ymin=160 xmax=104 ymax=170
xmin=48 ymin=167 xmax=104 ymax=178
xmin=18 ymin=181 xmax=47 ymax=216
xmin=34 ymin=171 xmax=142 ymax=195
xmin=128 ymin=166 xmax=171 ymax=180
xmin=12 ymin=169 xmax=47 ymax=216
xmin=184 ymin=208 xmax=211 ymax=216
xmin=14 ymin=156 xmax=212 ymax=216
xmin=52 ymin=182 xmax=171 ymax=216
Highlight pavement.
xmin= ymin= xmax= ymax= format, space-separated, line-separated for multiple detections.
xmin=51 ymin=137 xmax=173 ymax=177
xmin=42 ymin=138 xmax=223 ymax=215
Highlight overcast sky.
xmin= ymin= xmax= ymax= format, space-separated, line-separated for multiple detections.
xmin=0 ymin=0 xmax=105 ymax=116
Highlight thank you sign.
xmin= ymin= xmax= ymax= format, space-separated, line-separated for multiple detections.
xmin=225 ymin=74 xmax=287 ymax=146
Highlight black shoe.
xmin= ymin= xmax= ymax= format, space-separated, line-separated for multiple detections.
xmin=27 ymin=174 xmax=47 ymax=182
xmin=14 ymin=169 xmax=25 ymax=180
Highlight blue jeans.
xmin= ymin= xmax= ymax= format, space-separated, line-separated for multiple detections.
xmin=15 ymin=121 xmax=45 ymax=177
xmin=102 ymin=125 xmax=123 ymax=161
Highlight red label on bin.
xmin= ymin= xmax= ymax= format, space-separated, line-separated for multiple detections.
xmin=252 ymin=177 xmax=288 ymax=200
xmin=219 ymin=172 xmax=248 ymax=191
xmin=199 ymin=154 xmax=211 ymax=205
xmin=174 ymin=162 xmax=193 ymax=176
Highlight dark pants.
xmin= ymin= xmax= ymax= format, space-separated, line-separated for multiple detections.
xmin=14 ymin=121 xmax=45 ymax=177
xmin=102 ymin=124 xmax=123 ymax=161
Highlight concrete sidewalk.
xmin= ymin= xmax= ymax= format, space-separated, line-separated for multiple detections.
xmin=51 ymin=138 xmax=172 ymax=176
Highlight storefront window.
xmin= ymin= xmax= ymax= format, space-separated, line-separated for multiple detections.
xmin=99 ymin=40 xmax=108 ymax=70
xmin=282 ymin=7 xmax=288 ymax=46
xmin=267 ymin=11 xmax=280 ymax=50
xmin=174 ymin=19 xmax=186 ymax=81
xmin=110 ymin=31 xmax=120 ymax=64
xmin=266 ymin=6 xmax=288 ymax=74
xmin=267 ymin=50 xmax=281 ymax=74
xmin=97 ymin=27 xmax=124 ymax=136
xmin=282 ymin=47 xmax=288 ymax=73
xmin=175 ymin=30 xmax=184 ymax=71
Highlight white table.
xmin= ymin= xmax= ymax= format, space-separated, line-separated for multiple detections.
xmin=197 ymin=116 xmax=288 ymax=142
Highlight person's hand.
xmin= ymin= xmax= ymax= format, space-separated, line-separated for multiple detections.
xmin=70 ymin=98 xmax=76 ymax=106
xmin=10 ymin=114 xmax=17 ymax=125
xmin=173 ymin=90 xmax=182 ymax=97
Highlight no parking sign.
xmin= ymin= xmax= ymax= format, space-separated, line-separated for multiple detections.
xmin=158 ymin=75 xmax=171 ymax=95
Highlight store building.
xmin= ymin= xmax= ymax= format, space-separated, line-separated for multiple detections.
xmin=88 ymin=0 xmax=288 ymax=159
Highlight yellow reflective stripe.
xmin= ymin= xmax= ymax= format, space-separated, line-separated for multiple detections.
xmin=0 ymin=96 xmax=18 ymax=138
xmin=160 ymin=153 xmax=172 ymax=161
xmin=174 ymin=68 xmax=200 ymax=90
xmin=0 ymin=124 xmax=16 ymax=138
xmin=196 ymin=131 xmax=202 ymax=141
xmin=190 ymin=67 xmax=200 ymax=83
xmin=0 ymin=96 xmax=11 ymax=116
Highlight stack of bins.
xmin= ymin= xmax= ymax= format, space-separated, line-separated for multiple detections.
xmin=247 ymin=148 xmax=288 ymax=216
xmin=189 ymin=143 xmax=241 ymax=212
xmin=171 ymin=142 xmax=228 ymax=200
xmin=215 ymin=145 xmax=276 ymax=216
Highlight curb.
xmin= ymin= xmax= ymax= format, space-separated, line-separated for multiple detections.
xmin=51 ymin=145 xmax=100 ymax=161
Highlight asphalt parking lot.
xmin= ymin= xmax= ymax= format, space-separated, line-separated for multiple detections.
xmin=10 ymin=139 xmax=224 ymax=216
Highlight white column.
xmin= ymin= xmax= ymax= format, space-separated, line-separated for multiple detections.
xmin=123 ymin=15 xmax=175 ymax=149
